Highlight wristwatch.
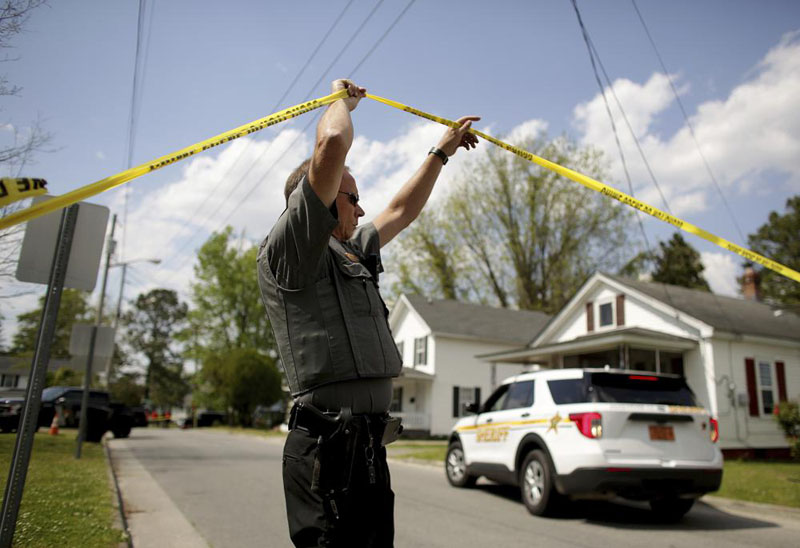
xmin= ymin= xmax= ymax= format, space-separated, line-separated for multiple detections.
xmin=428 ymin=147 xmax=448 ymax=165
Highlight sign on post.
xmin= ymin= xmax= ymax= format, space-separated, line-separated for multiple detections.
xmin=16 ymin=195 xmax=109 ymax=291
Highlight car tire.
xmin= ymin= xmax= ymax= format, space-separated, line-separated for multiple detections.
xmin=445 ymin=441 xmax=477 ymax=488
xmin=649 ymin=497 xmax=695 ymax=521
xmin=520 ymin=449 xmax=560 ymax=516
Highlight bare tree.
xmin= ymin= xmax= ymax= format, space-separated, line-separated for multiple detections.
xmin=388 ymin=134 xmax=637 ymax=314
xmin=0 ymin=1 xmax=51 ymax=295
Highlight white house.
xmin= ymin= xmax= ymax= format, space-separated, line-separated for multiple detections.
xmin=388 ymin=294 xmax=550 ymax=436
xmin=0 ymin=356 xmax=79 ymax=395
xmin=481 ymin=272 xmax=800 ymax=457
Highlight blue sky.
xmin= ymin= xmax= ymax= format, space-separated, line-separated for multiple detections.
xmin=2 ymin=0 xmax=800 ymax=343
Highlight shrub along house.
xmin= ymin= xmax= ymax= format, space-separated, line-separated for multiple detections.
xmin=480 ymin=270 xmax=800 ymax=457
xmin=388 ymin=294 xmax=550 ymax=436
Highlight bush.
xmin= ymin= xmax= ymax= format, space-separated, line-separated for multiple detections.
xmin=774 ymin=401 xmax=800 ymax=460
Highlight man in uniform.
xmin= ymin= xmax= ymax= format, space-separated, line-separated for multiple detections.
xmin=257 ymin=79 xmax=478 ymax=547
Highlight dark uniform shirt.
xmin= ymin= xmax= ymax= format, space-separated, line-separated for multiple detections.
xmin=257 ymin=176 xmax=402 ymax=413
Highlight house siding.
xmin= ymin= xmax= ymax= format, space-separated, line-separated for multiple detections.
xmin=710 ymin=338 xmax=800 ymax=450
xmin=430 ymin=337 xmax=526 ymax=436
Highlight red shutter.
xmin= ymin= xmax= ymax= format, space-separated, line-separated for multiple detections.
xmin=616 ymin=294 xmax=625 ymax=326
xmin=586 ymin=302 xmax=594 ymax=332
xmin=776 ymin=361 xmax=787 ymax=403
xmin=745 ymin=358 xmax=759 ymax=416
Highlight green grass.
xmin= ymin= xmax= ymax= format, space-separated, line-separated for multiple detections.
xmin=716 ymin=460 xmax=800 ymax=508
xmin=387 ymin=441 xmax=447 ymax=463
xmin=0 ymin=431 xmax=124 ymax=547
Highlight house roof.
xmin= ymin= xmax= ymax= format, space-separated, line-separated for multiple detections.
xmin=605 ymin=274 xmax=800 ymax=341
xmin=403 ymin=294 xmax=551 ymax=345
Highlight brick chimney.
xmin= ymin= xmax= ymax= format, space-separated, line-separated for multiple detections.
xmin=741 ymin=264 xmax=761 ymax=301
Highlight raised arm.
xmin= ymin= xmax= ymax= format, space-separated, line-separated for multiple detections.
xmin=373 ymin=115 xmax=480 ymax=247
xmin=308 ymin=79 xmax=366 ymax=207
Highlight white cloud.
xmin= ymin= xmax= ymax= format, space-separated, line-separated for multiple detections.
xmin=572 ymin=32 xmax=800 ymax=216
xmin=115 ymin=128 xmax=312 ymax=299
xmin=95 ymin=151 xmax=106 ymax=160
xmin=701 ymin=251 xmax=739 ymax=296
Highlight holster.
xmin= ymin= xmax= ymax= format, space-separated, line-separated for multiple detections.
xmin=288 ymin=402 xmax=403 ymax=521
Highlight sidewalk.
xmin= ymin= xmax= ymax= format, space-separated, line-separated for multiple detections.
xmin=107 ymin=437 xmax=209 ymax=548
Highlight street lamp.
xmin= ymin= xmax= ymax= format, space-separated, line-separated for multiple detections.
xmin=105 ymin=257 xmax=161 ymax=387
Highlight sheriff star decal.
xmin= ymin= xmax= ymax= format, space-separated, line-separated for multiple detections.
xmin=547 ymin=412 xmax=562 ymax=434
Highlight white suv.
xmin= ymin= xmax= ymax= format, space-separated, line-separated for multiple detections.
xmin=445 ymin=368 xmax=723 ymax=520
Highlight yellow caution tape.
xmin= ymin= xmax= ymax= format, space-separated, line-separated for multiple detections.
xmin=0 ymin=178 xmax=48 ymax=208
xmin=0 ymin=89 xmax=348 ymax=230
xmin=1 ymin=88 xmax=796 ymax=285
xmin=366 ymin=93 xmax=800 ymax=284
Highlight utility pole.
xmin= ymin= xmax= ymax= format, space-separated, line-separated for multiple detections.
xmin=76 ymin=214 xmax=116 ymax=459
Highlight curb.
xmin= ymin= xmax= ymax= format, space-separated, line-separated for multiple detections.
xmin=701 ymin=495 xmax=800 ymax=521
xmin=106 ymin=437 xmax=210 ymax=548
xmin=103 ymin=436 xmax=133 ymax=548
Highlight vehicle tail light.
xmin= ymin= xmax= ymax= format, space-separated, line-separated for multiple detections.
xmin=709 ymin=417 xmax=719 ymax=443
xmin=569 ymin=412 xmax=603 ymax=439
xmin=628 ymin=375 xmax=658 ymax=381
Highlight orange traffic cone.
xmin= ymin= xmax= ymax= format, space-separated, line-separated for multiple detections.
xmin=49 ymin=413 xmax=59 ymax=436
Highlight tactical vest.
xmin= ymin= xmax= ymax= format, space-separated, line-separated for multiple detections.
xmin=258 ymin=237 xmax=403 ymax=397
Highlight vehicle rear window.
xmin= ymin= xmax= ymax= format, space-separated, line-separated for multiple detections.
xmin=548 ymin=374 xmax=697 ymax=406
xmin=589 ymin=373 xmax=697 ymax=406
xmin=548 ymin=379 xmax=586 ymax=404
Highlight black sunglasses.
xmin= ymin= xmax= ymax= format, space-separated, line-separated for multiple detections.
xmin=338 ymin=191 xmax=360 ymax=206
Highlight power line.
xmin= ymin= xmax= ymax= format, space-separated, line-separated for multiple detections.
xmin=121 ymin=0 xmax=154 ymax=262
xmin=571 ymin=0 xmax=738 ymax=333
xmin=160 ymin=0 xmax=407 ymax=273
xmin=160 ymin=0 xmax=417 ymax=285
xmin=630 ymin=0 xmax=746 ymax=244
xmin=570 ymin=0 xmax=657 ymax=264
xmin=155 ymin=0 xmax=358 ymax=257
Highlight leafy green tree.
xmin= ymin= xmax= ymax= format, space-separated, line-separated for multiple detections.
xmin=109 ymin=372 xmax=146 ymax=407
xmin=10 ymin=289 xmax=91 ymax=358
xmin=651 ymin=233 xmax=711 ymax=291
xmin=746 ymin=196 xmax=800 ymax=305
xmin=389 ymin=135 xmax=635 ymax=313
xmin=200 ymin=348 xmax=282 ymax=426
xmin=124 ymin=289 xmax=188 ymax=408
xmin=186 ymin=227 xmax=274 ymax=359
xmin=45 ymin=366 xmax=84 ymax=387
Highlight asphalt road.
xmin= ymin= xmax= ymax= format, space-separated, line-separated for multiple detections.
xmin=117 ymin=428 xmax=799 ymax=548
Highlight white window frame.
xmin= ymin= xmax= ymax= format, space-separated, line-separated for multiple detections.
xmin=454 ymin=386 xmax=477 ymax=418
xmin=755 ymin=358 xmax=777 ymax=417
xmin=414 ymin=336 xmax=428 ymax=366
xmin=596 ymin=299 xmax=616 ymax=330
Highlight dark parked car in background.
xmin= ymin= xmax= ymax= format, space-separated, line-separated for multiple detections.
xmin=180 ymin=410 xmax=226 ymax=428
xmin=0 ymin=396 xmax=24 ymax=433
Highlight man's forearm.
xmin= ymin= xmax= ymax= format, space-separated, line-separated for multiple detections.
xmin=309 ymin=101 xmax=354 ymax=206
xmin=387 ymin=154 xmax=444 ymax=225
xmin=308 ymin=80 xmax=365 ymax=207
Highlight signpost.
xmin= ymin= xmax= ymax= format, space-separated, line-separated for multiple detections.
xmin=0 ymin=199 xmax=109 ymax=548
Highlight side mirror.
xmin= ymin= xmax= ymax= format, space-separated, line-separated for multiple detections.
xmin=464 ymin=402 xmax=480 ymax=414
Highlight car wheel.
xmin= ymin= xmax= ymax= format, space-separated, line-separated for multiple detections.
xmin=445 ymin=441 xmax=477 ymax=488
xmin=649 ymin=497 xmax=695 ymax=521
xmin=520 ymin=449 xmax=560 ymax=516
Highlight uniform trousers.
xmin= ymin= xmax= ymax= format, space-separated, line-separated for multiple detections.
xmin=282 ymin=414 xmax=395 ymax=547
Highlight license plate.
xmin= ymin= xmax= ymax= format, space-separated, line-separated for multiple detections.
xmin=649 ymin=425 xmax=674 ymax=441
